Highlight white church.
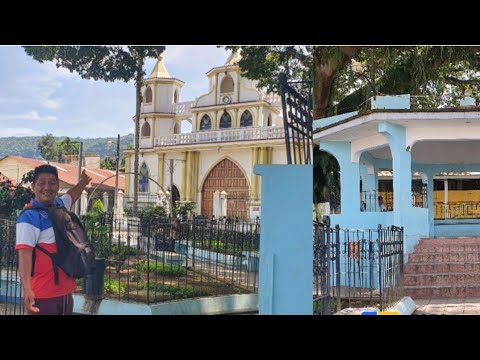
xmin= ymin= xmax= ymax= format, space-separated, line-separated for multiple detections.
xmin=123 ymin=51 xmax=288 ymax=219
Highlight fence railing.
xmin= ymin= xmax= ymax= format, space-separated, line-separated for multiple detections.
xmin=313 ymin=218 xmax=404 ymax=314
xmin=434 ymin=202 xmax=480 ymax=220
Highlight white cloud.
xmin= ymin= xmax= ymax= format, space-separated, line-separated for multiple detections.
xmin=0 ymin=127 xmax=41 ymax=137
xmin=0 ymin=111 xmax=58 ymax=121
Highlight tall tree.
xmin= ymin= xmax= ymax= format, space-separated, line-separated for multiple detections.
xmin=24 ymin=46 xmax=165 ymax=211
xmin=226 ymin=46 xmax=480 ymax=203
xmin=37 ymin=133 xmax=59 ymax=161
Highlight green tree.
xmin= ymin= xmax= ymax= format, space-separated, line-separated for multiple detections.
xmin=23 ymin=46 xmax=166 ymax=211
xmin=37 ymin=133 xmax=60 ymax=161
xmin=100 ymin=156 xmax=116 ymax=170
xmin=0 ymin=170 xmax=34 ymax=217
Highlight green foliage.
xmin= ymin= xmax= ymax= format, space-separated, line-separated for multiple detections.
xmin=313 ymin=147 xmax=340 ymax=203
xmin=135 ymin=260 xmax=187 ymax=276
xmin=83 ymin=203 xmax=111 ymax=259
xmin=100 ymin=156 xmax=116 ymax=170
xmin=104 ymin=278 xmax=127 ymax=295
xmin=0 ymin=134 xmax=134 ymax=160
xmin=140 ymin=282 xmax=211 ymax=298
xmin=0 ymin=170 xmax=34 ymax=217
xmin=138 ymin=204 xmax=168 ymax=223
xmin=172 ymin=201 xmax=196 ymax=220
xmin=92 ymin=198 xmax=105 ymax=213
xmin=37 ymin=133 xmax=60 ymax=161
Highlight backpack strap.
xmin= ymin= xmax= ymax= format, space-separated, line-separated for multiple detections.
xmin=34 ymin=246 xmax=60 ymax=285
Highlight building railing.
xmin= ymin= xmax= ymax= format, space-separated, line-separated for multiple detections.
xmin=154 ymin=126 xmax=284 ymax=147
xmin=173 ymin=101 xmax=195 ymax=116
xmin=435 ymin=202 xmax=480 ymax=220
xmin=313 ymin=218 xmax=404 ymax=315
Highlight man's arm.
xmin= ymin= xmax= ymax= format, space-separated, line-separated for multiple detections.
xmin=67 ymin=169 xmax=92 ymax=203
xmin=17 ymin=249 xmax=39 ymax=313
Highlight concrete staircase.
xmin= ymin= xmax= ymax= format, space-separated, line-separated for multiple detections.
xmin=404 ymin=238 xmax=480 ymax=299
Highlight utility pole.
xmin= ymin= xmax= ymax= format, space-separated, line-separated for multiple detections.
xmin=114 ymin=134 xmax=120 ymax=216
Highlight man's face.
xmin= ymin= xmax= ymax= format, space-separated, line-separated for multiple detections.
xmin=32 ymin=173 xmax=59 ymax=205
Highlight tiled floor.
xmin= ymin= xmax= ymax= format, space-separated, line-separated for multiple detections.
xmin=414 ymin=298 xmax=480 ymax=315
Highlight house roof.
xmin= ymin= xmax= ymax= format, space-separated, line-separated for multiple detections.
xmin=1 ymin=156 xmax=125 ymax=191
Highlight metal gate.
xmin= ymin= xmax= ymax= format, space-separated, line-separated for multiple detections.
xmin=278 ymin=73 xmax=313 ymax=165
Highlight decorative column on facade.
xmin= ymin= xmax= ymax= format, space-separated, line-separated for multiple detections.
xmin=180 ymin=152 xmax=187 ymax=201
xmin=251 ymin=147 xmax=260 ymax=201
xmin=191 ymin=151 xmax=200 ymax=203
xmin=379 ymin=122 xmax=413 ymax=225
xmin=124 ymin=154 xmax=131 ymax=196
xmin=157 ymin=153 xmax=165 ymax=190
xmin=185 ymin=151 xmax=192 ymax=201
xmin=319 ymin=141 xmax=361 ymax=215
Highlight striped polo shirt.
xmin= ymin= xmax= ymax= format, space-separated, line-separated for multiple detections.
xmin=16 ymin=194 xmax=76 ymax=299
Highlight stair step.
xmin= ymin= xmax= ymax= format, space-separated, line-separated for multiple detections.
xmin=408 ymin=252 xmax=480 ymax=263
xmin=404 ymin=262 xmax=480 ymax=274
xmin=405 ymin=285 xmax=480 ymax=299
xmin=414 ymin=244 xmax=480 ymax=253
xmin=419 ymin=238 xmax=480 ymax=245
xmin=404 ymin=273 xmax=480 ymax=286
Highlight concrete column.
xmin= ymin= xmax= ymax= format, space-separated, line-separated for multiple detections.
xmin=80 ymin=190 xmax=88 ymax=215
xmin=425 ymin=170 xmax=435 ymax=237
xmin=320 ymin=141 xmax=361 ymax=216
xmin=254 ymin=164 xmax=312 ymax=315
xmin=379 ymin=122 xmax=412 ymax=225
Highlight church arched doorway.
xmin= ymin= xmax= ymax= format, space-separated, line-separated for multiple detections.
xmin=201 ymin=158 xmax=249 ymax=219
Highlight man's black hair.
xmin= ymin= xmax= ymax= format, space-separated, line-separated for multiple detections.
xmin=33 ymin=164 xmax=59 ymax=183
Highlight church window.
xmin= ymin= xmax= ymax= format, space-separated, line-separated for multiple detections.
xmin=220 ymin=112 xmax=232 ymax=129
xmin=141 ymin=121 xmax=151 ymax=137
xmin=139 ymin=162 xmax=149 ymax=193
xmin=145 ymin=87 xmax=153 ymax=103
xmin=240 ymin=110 xmax=253 ymax=127
xmin=200 ymin=115 xmax=211 ymax=130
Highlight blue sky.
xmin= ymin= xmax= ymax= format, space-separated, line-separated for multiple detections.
xmin=0 ymin=46 xmax=230 ymax=138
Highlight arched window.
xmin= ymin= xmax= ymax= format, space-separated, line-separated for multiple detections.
xmin=267 ymin=114 xmax=272 ymax=127
xmin=240 ymin=110 xmax=253 ymax=127
xmin=200 ymin=115 xmax=211 ymax=130
xmin=174 ymin=123 xmax=180 ymax=134
xmin=141 ymin=121 xmax=151 ymax=137
xmin=145 ymin=87 xmax=153 ymax=103
xmin=174 ymin=90 xmax=178 ymax=103
xmin=139 ymin=163 xmax=149 ymax=193
xmin=220 ymin=74 xmax=234 ymax=93
xmin=219 ymin=112 xmax=232 ymax=129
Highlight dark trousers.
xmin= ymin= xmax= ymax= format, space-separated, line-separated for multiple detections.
xmin=28 ymin=293 xmax=74 ymax=315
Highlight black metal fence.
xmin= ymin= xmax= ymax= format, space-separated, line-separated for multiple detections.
xmin=278 ymin=73 xmax=313 ymax=165
xmin=434 ymin=202 xmax=480 ymax=219
xmin=313 ymin=218 xmax=404 ymax=314
xmin=82 ymin=214 xmax=260 ymax=305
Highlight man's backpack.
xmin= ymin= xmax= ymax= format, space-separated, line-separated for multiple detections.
xmin=22 ymin=204 xmax=96 ymax=285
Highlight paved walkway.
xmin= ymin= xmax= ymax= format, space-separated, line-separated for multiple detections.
xmin=414 ymin=297 xmax=480 ymax=315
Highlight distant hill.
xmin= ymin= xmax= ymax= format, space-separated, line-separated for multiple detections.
xmin=0 ymin=134 xmax=134 ymax=160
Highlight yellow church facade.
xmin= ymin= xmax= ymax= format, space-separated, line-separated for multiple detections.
xmin=123 ymin=53 xmax=287 ymax=219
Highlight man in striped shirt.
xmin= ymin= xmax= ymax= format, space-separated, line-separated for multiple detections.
xmin=16 ymin=164 xmax=91 ymax=315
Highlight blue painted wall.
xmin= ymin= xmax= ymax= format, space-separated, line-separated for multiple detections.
xmin=254 ymin=165 xmax=313 ymax=315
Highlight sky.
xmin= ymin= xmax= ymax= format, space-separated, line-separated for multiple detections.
xmin=0 ymin=46 xmax=230 ymax=138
